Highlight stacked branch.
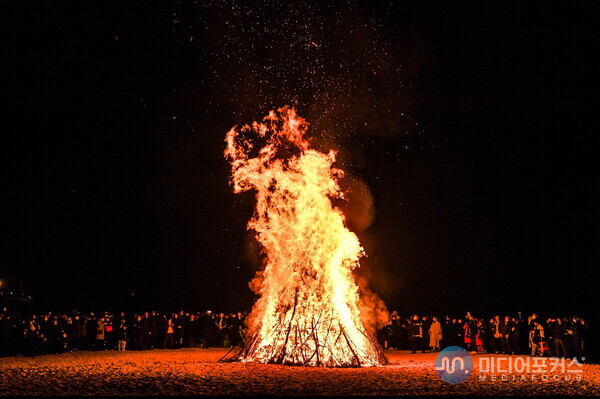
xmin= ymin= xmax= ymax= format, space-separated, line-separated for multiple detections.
xmin=237 ymin=290 xmax=386 ymax=367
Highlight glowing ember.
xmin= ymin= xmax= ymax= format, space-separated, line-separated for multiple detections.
xmin=225 ymin=106 xmax=386 ymax=367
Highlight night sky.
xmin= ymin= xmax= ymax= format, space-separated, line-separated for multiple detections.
xmin=3 ymin=1 xmax=596 ymax=318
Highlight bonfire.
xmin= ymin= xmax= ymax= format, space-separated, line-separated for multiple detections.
xmin=224 ymin=107 xmax=386 ymax=367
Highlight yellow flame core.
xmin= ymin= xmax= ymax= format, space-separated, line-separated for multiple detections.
xmin=225 ymin=106 xmax=385 ymax=367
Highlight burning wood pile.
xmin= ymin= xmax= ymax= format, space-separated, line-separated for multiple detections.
xmin=225 ymin=107 xmax=386 ymax=367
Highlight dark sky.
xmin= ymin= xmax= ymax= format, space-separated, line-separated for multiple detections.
xmin=3 ymin=1 xmax=597 ymax=318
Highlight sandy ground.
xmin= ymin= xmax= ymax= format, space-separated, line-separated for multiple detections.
xmin=0 ymin=348 xmax=599 ymax=396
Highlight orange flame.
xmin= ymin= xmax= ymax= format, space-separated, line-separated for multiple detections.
xmin=225 ymin=106 xmax=386 ymax=367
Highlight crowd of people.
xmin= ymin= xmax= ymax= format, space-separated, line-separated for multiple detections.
xmin=378 ymin=311 xmax=590 ymax=362
xmin=0 ymin=309 xmax=246 ymax=357
xmin=0 ymin=307 xmax=591 ymax=363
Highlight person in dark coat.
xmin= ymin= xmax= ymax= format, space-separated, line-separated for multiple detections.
xmin=518 ymin=315 xmax=529 ymax=356
xmin=172 ymin=313 xmax=183 ymax=349
xmin=377 ymin=321 xmax=392 ymax=349
xmin=56 ymin=322 xmax=68 ymax=353
xmin=72 ymin=315 xmax=83 ymax=351
xmin=501 ymin=316 xmax=512 ymax=355
xmin=86 ymin=314 xmax=97 ymax=350
xmin=397 ymin=316 xmax=409 ymax=350
xmin=149 ymin=311 xmax=159 ymax=349
xmin=549 ymin=317 xmax=566 ymax=357
xmin=441 ymin=315 xmax=452 ymax=349
xmin=422 ymin=316 xmax=432 ymax=341
xmin=64 ymin=317 xmax=76 ymax=351
xmin=192 ymin=313 xmax=203 ymax=347
xmin=39 ymin=315 xmax=51 ymax=344
xmin=449 ymin=319 xmax=461 ymax=347
xmin=567 ymin=317 xmax=584 ymax=362
xmin=580 ymin=318 xmax=589 ymax=362
xmin=388 ymin=312 xmax=402 ymax=350
xmin=202 ymin=311 xmax=215 ymax=348
xmin=140 ymin=312 xmax=154 ymax=350
xmin=509 ymin=317 xmax=521 ymax=355
xmin=490 ymin=316 xmax=502 ymax=353
xmin=181 ymin=313 xmax=191 ymax=348
xmin=15 ymin=316 xmax=27 ymax=355
xmin=186 ymin=314 xmax=197 ymax=347
xmin=130 ymin=314 xmax=143 ymax=351
xmin=25 ymin=316 xmax=41 ymax=357
xmin=407 ymin=315 xmax=425 ymax=354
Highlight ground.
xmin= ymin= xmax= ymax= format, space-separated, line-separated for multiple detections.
xmin=1 ymin=348 xmax=599 ymax=396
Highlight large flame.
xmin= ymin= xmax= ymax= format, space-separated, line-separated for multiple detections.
xmin=225 ymin=106 xmax=386 ymax=367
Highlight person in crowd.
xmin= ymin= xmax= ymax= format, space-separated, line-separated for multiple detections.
xmin=163 ymin=318 xmax=175 ymax=349
xmin=215 ymin=313 xmax=228 ymax=347
xmin=172 ymin=313 xmax=183 ymax=349
xmin=509 ymin=316 xmax=521 ymax=355
xmin=449 ymin=318 xmax=460 ymax=347
xmin=378 ymin=319 xmax=392 ymax=349
xmin=580 ymin=318 xmax=588 ymax=361
xmin=148 ymin=311 xmax=159 ymax=349
xmin=474 ymin=319 xmax=485 ymax=353
xmin=501 ymin=315 xmax=512 ymax=355
xmin=154 ymin=311 xmax=166 ymax=349
xmin=72 ymin=314 xmax=83 ymax=351
xmin=64 ymin=317 xmax=76 ymax=351
xmin=422 ymin=316 xmax=431 ymax=340
xmin=428 ymin=316 xmax=442 ymax=351
xmin=139 ymin=313 xmax=149 ymax=350
xmin=181 ymin=312 xmax=191 ymax=348
xmin=387 ymin=312 xmax=402 ymax=350
xmin=202 ymin=311 xmax=214 ymax=348
xmin=117 ymin=318 xmax=128 ymax=351
xmin=462 ymin=316 xmax=475 ymax=352
xmin=43 ymin=318 xmax=56 ymax=353
xmin=428 ymin=316 xmax=443 ymax=351
xmin=567 ymin=316 xmax=584 ymax=362
xmin=105 ymin=313 xmax=115 ymax=350
xmin=86 ymin=313 xmax=97 ymax=350
xmin=95 ymin=316 xmax=106 ymax=350
xmin=79 ymin=315 xmax=88 ymax=350
xmin=191 ymin=313 xmax=203 ymax=347
xmin=25 ymin=315 xmax=41 ymax=357
xmin=491 ymin=316 xmax=502 ymax=353
xmin=530 ymin=320 xmax=545 ymax=356
xmin=407 ymin=314 xmax=425 ymax=354
xmin=549 ymin=317 xmax=566 ymax=358
xmin=186 ymin=314 xmax=196 ymax=347
xmin=55 ymin=319 xmax=68 ymax=353
xmin=227 ymin=313 xmax=241 ymax=347
xmin=141 ymin=312 xmax=151 ymax=350
xmin=441 ymin=316 xmax=452 ymax=348
xmin=130 ymin=314 xmax=143 ymax=351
